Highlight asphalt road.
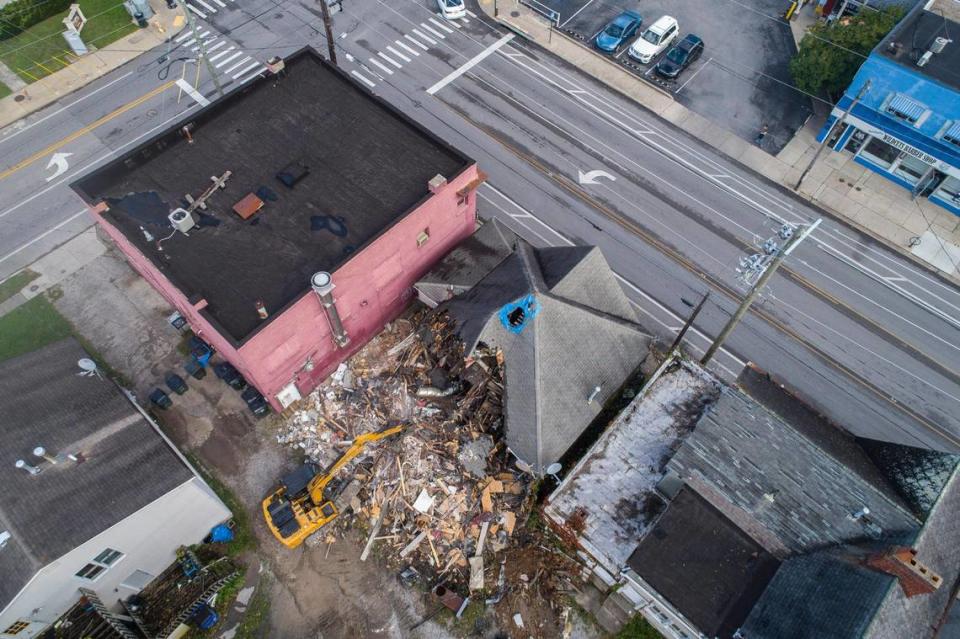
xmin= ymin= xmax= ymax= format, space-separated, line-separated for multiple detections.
xmin=3 ymin=0 xmax=960 ymax=457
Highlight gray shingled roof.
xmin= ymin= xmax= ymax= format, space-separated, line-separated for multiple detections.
xmin=667 ymin=386 xmax=921 ymax=557
xmin=0 ymin=339 xmax=193 ymax=609
xmin=439 ymin=239 xmax=651 ymax=473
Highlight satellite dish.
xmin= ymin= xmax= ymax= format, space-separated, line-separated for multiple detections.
xmin=545 ymin=462 xmax=563 ymax=484
xmin=77 ymin=359 xmax=102 ymax=379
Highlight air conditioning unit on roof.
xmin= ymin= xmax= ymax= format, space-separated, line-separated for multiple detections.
xmin=169 ymin=207 xmax=196 ymax=234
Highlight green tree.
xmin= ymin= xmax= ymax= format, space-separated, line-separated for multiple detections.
xmin=790 ymin=7 xmax=906 ymax=100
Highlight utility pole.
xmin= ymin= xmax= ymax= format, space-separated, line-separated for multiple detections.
xmin=178 ymin=0 xmax=223 ymax=97
xmin=318 ymin=0 xmax=337 ymax=65
xmin=668 ymin=291 xmax=710 ymax=355
xmin=795 ymin=80 xmax=870 ymax=191
xmin=700 ymin=219 xmax=821 ymax=366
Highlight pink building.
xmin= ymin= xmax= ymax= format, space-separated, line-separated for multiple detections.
xmin=72 ymin=49 xmax=480 ymax=410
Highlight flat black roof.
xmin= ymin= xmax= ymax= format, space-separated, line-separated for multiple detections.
xmin=628 ymin=488 xmax=781 ymax=638
xmin=879 ymin=2 xmax=960 ymax=91
xmin=73 ymin=49 xmax=470 ymax=342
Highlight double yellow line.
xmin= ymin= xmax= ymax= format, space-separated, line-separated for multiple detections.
xmin=0 ymin=80 xmax=176 ymax=182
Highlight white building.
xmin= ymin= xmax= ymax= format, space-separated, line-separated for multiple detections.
xmin=0 ymin=338 xmax=231 ymax=639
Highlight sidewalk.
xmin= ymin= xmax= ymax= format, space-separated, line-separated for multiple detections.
xmin=481 ymin=0 xmax=960 ymax=281
xmin=0 ymin=0 xmax=186 ymax=132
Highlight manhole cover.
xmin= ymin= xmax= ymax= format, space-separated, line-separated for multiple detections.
xmin=511 ymin=10 xmax=520 ymax=17
xmin=146 ymin=108 xmax=158 ymax=118
xmin=14 ymin=94 xmax=24 ymax=102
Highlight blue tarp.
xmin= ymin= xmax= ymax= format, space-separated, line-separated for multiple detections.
xmin=209 ymin=523 xmax=235 ymax=543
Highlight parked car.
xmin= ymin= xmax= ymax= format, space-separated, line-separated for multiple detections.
xmin=436 ymin=0 xmax=466 ymax=20
xmin=655 ymin=34 xmax=704 ymax=79
xmin=594 ymin=11 xmax=643 ymax=53
xmin=628 ymin=15 xmax=679 ymax=64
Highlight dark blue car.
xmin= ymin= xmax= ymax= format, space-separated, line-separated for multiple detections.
xmin=594 ymin=11 xmax=642 ymax=54
xmin=655 ymin=34 xmax=704 ymax=79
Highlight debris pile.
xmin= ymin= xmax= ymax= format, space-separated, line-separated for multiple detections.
xmin=276 ymin=311 xmax=533 ymax=590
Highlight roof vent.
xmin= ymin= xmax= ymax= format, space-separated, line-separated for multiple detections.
xmin=169 ymin=207 xmax=196 ymax=234
xmin=33 ymin=446 xmax=60 ymax=465
xmin=428 ymin=174 xmax=447 ymax=194
xmin=917 ymin=51 xmax=933 ymax=67
xmin=15 ymin=459 xmax=41 ymax=475
xmin=930 ymin=37 xmax=951 ymax=54
xmin=0 ymin=530 xmax=10 ymax=548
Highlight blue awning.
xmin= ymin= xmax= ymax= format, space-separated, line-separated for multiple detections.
xmin=945 ymin=121 xmax=960 ymax=144
xmin=836 ymin=95 xmax=960 ymax=168
xmin=887 ymin=94 xmax=926 ymax=122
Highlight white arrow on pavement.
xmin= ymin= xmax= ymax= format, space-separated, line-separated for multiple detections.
xmin=45 ymin=152 xmax=73 ymax=182
xmin=577 ymin=168 xmax=616 ymax=185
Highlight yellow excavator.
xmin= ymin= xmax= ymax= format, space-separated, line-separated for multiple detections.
xmin=262 ymin=425 xmax=403 ymax=548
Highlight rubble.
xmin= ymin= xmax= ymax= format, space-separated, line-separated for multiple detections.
xmin=275 ymin=311 xmax=532 ymax=591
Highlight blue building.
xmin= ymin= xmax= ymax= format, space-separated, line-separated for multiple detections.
xmin=817 ymin=0 xmax=960 ymax=216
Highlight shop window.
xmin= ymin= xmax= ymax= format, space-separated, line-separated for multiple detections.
xmin=859 ymin=137 xmax=900 ymax=169
xmin=894 ymin=155 xmax=930 ymax=184
xmin=845 ymin=129 xmax=867 ymax=154
xmin=933 ymin=176 xmax=960 ymax=206
xmin=4 ymin=621 xmax=29 ymax=636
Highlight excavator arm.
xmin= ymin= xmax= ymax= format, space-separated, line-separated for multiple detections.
xmin=306 ymin=424 xmax=404 ymax=504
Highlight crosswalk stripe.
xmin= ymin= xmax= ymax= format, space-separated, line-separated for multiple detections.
xmin=223 ymin=55 xmax=252 ymax=74
xmin=237 ymin=67 xmax=266 ymax=85
xmin=386 ymin=46 xmax=411 ymax=62
xmin=232 ymin=60 xmax=262 ymax=78
xmin=192 ymin=37 xmax=218 ymax=51
xmin=428 ymin=17 xmax=454 ymax=33
xmin=404 ymin=34 xmax=429 ymax=50
xmin=411 ymin=29 xmax=437 ymax=45
xmin=368 ymin=57 xmax=394 ymax=75
xmin=215 ymin=51 xmax=244 ymax=68
xmin=186 ymin=4 xmax=206 ymax=19
xmin=212 ymin=0 xmax=227 ymax=6
xmin=466 ymin=9 xmax=477 ymax=17
xmin=181 ymin=38 xmax=197 ymax=48
xmin=446 ymin=17 xmax=463 ymax=28
xmin=192 ymin=0 xmax=216 ymax=13
xmin=395 ymin=40 xmax=419 ymax=56
xmin=419 ymin=23 xmax=445 ymax=39
xmin=377 ymin=51 xmax=402 ymax=68
xmin=208 ymin=46 xmax=236 ymax=62
xmin=462 ymin=17 xmax=469 ymax=23
xmin=203 ymin=40 xmax=226 ymax=53
xmin=351 ymin=70 xmax=376 ymax=88
xmin=175 ymin=30 xmax=194 ymax=42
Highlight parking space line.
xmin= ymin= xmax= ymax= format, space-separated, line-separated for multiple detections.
xmin=614 ymin=47 xmax=629 ymax=59
xmin=419 ymin=23 xmax=445 ymax=39
xmin=378 ymin=51 xmax=403 ymax=68
xmin=413 ymin=29 xmax=443 ymax=45
xmin=368 ymin=57 xmax=394 ymax=74
xmin=405 ymin=33 xmax=430 ymax=49
xmin=428 ymin=17 xmax=454 ymax=33
xmin=395 ymin=40 xmax=420 ymax=56
xmin=427 ymin=33 xmax=514 ymax=95
xmin=676 ymin=57 xmax=712 ymax=94
xmin=351 ymin=70 xmax=376 ymax=88
xmin=560 ymin=0 xmax=597 ymax=28
xmin=386 ymin=46 xmax=411 ymax=62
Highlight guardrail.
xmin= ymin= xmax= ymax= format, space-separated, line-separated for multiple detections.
xmin=519 ymin=0 xmax=560 ymax=26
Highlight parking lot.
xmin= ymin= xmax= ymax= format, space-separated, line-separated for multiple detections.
xmin=532 ymin=0 xmax=813 ymax=153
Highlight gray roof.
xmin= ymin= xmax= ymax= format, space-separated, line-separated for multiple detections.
xmin=667 ymin=386 xmax=920 ymax=557
xmin=0 ymin=339 xmax=193 ymax=610
xmin=627 ymin=488 xmax=780 ymax=639
xmin=741 ymin=548 xmax=897 ymax=639
xmin=440 ymin=239 xmax=651 ymax=473
xmin=416 ymin=219 xmax=516 ymax=307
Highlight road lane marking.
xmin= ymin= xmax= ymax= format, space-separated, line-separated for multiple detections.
xmin=377 ymin=51 xmax=403 ymax=68
xmin=0 ymin=80 xmax=176 ymax=182
xmin=427 ymin=33 xmax=514 ymax=95
xmin=395 ymin=40 xmax=419 ymax=56
xmin=0 ymin=72 xmax=133 ymax=146
xmin=351 ymin=70 xmax=376 ymax=88
xmin=386 ymin=46 xmax=411 ymax=62
xmin=175 ymin=78 xmax=211 ymax=106
xmin=428 ymin=17 xmax=454 ymax=33
xmin=0 ymin=209 xmax=89 ymax=265
xmin=223 ymin=55 xmax=252 ymax=74
xmin=419 ymin=23 xmax=445 ymax=39
xmin=368 ymin=57 xmax=394 ymax=74
xmin=215 ymin=51 xmax=244 ymax=68
xmin=404 ymin=34 xmax=429 ymax=50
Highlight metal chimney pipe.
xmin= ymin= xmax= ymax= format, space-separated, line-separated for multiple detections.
xmin=33 ymin=446 xmax=58 ymax=464
xmin=311 ymin=272 xmax=350 ymax=348
xmin=15 ymin=459 xmax=41 ymax=475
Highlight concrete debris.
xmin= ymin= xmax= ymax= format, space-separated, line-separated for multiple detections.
xmin=513 ymin=613 xmax=525 ymax=629
xmin=274 ymin=311 xmax=531 ymax=590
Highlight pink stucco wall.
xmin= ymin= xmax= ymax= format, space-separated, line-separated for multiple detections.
xmin=93 ymin=165 xmax=480 ymax=410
